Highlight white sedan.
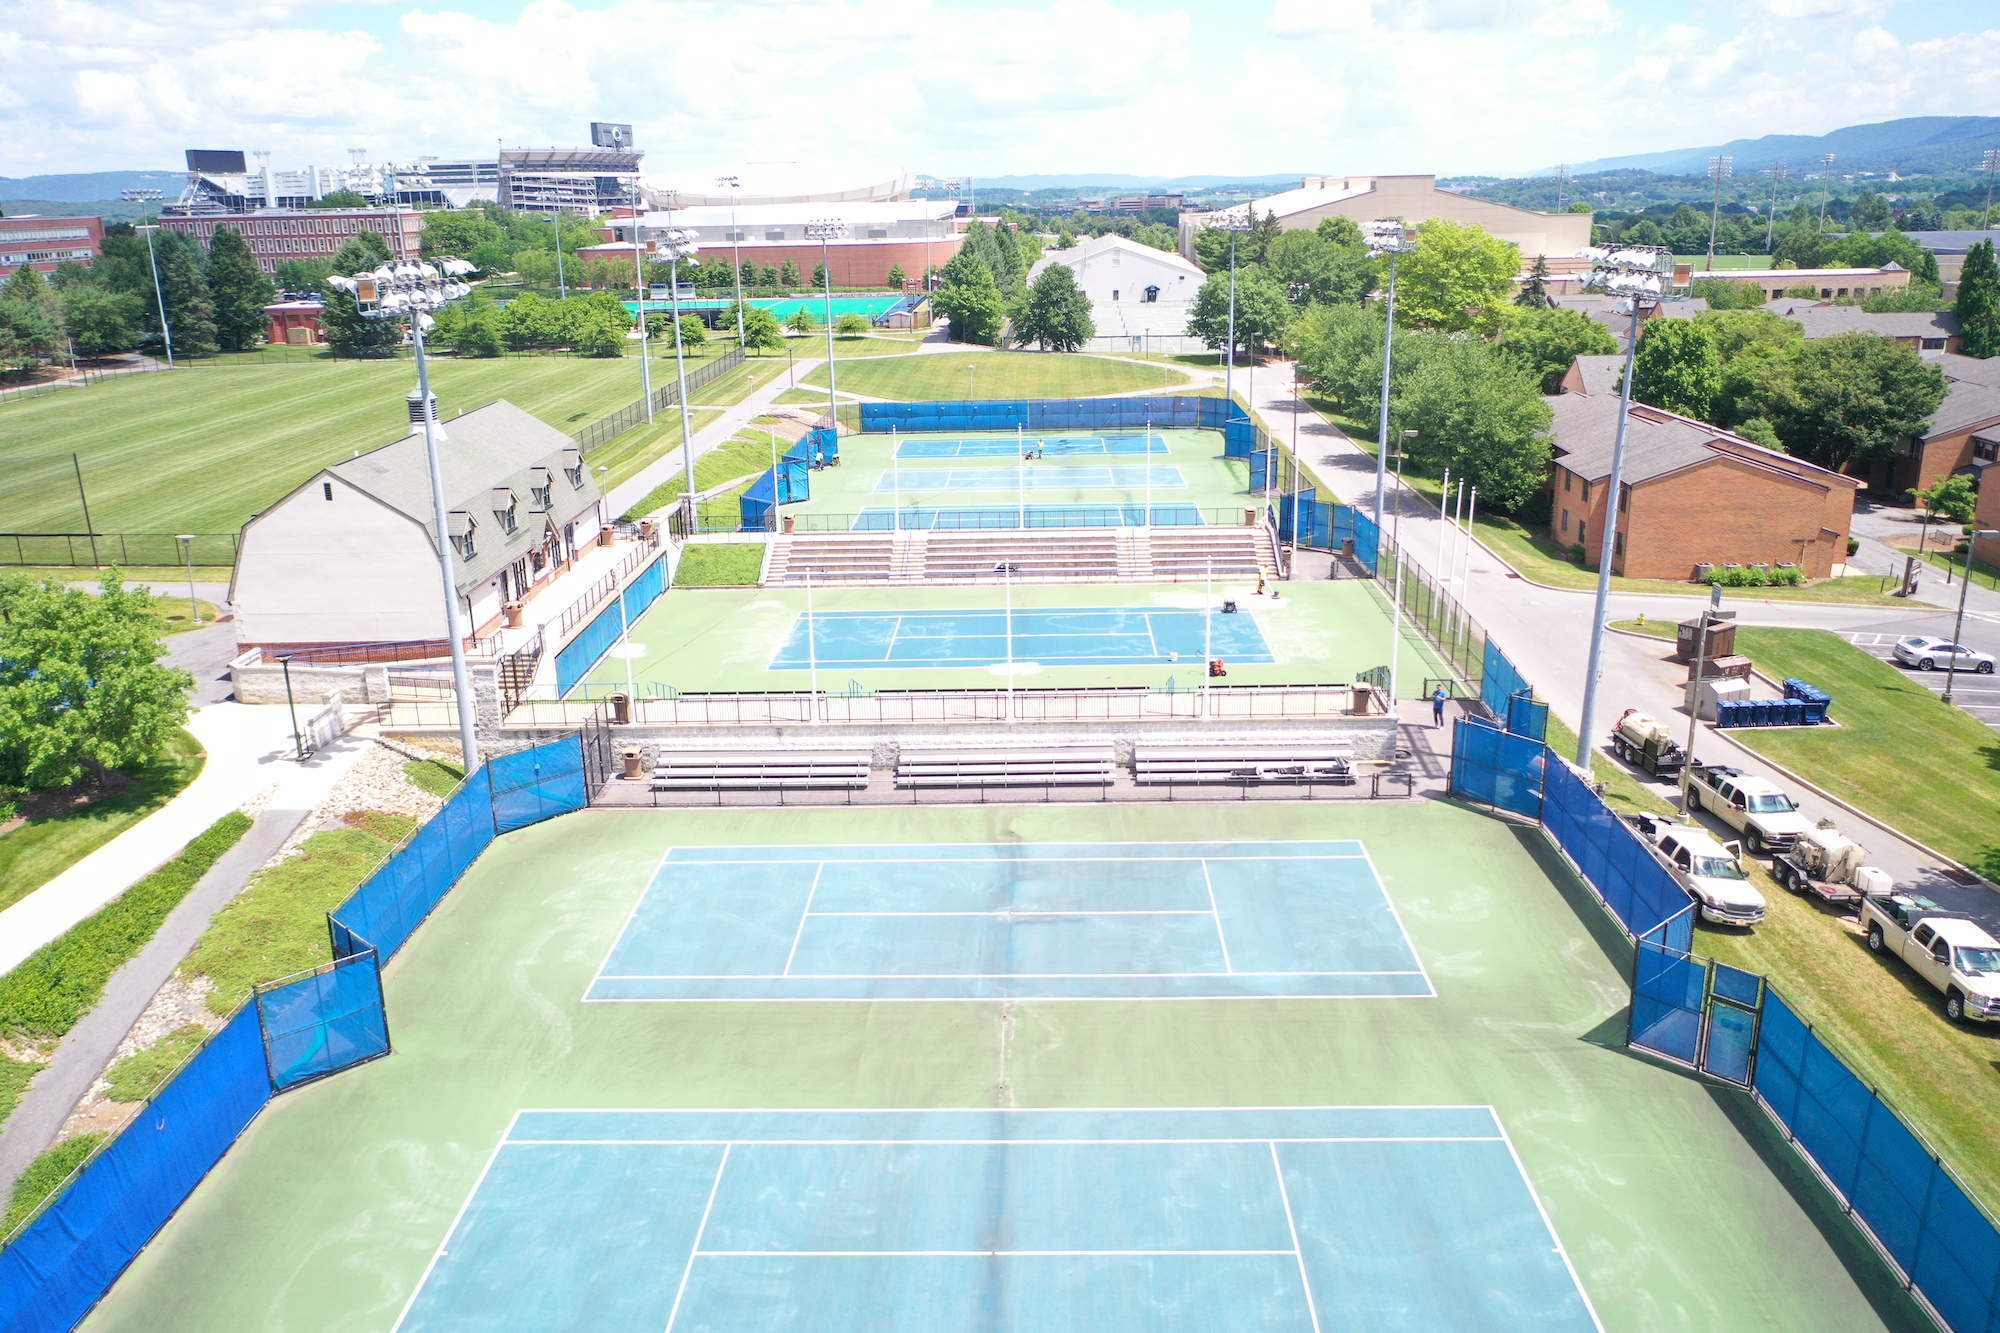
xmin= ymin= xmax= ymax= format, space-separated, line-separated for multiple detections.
xmin=1892 ymin=636 xmax=1995 ymax=674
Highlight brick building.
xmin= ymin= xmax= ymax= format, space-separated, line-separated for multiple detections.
xmin=158 ymin=208 xmax=424 ymax=275
xmin=580 ymin=199 xmax=965 ymax=289
xmin=264 ymin=298 xmax=326 ymax=345
xmin=1766 ymin=302 xmax=1962 ymax=353
xmin=0 ymin=215 xmax=104 ymax=272
xmin=1548 ymin=392 xmax=1860 ymax=581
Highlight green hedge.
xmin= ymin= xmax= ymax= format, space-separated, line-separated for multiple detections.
xmin=0 ymin=811 xmax=253 ymax=1042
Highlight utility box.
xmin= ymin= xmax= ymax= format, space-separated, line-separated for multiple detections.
xmin=1675 ymin=613 xmax=1738 ymax=662
xmin=1685 ymin=676 xmax=1752 ymax=721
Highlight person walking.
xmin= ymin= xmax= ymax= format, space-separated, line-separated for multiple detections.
xmin=1431 ymin=685 xmax=1449 ymax=729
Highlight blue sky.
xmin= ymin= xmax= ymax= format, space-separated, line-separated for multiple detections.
xmin=1 ymin=0 xmax=1995 ymax=180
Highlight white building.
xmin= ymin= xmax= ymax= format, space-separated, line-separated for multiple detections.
xmin=1028 ymin=234 xmax=1206 ymax=344
xmin=231 ymin=397 xmax=606 ymax=649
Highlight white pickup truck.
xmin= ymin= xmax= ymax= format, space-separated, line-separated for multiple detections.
xmin=1861 ymin=894 xmax=2000 ymax=1024
xmin=1633 ymin=813 xmax=1766 ymax=927
xmin=1685 ymin=764 xmax=1814 ymax=854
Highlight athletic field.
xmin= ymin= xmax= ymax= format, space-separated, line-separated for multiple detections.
xmin=82 ymin=802 xmax=1927 ymax=1330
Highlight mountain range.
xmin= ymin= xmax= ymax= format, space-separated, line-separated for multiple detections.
xmin=1558 ymin=116 xmax=2000 ymax=178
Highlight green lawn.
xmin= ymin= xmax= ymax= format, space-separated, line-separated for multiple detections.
xmin=799 ymin=352 xmax=1189 ymax=401
xmin=673 ymin=543 xmax=765 ymax=586
xmin=1721 ymin=627 xmax=2000 ymax=878
xmin=0 ymin=730 xmax=205 ymax=915
xmin=1912 ymin=546 xmax=2000 ymax=594
xmin=0 ymin=348 xmax=734 ymax=537
xmin=4 ymin=1132 xmax=106 ymax=1238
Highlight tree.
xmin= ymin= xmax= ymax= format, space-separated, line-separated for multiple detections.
xmin=1265 ymin=229 xmax=1375 ymax=307
xmin=1285 ymin=303 xmax=1393 ymax=423
xmin=1849 ymin=191 xmax=1892 ymax=232
xmin=1315 ymin=216 xmax=1364 ymax=248
xmin=1694 ymin=309 xmax=1805 ymax=426
xmin=419 ymin=208 xmax=507 ymax=266
xmin=1746 ymin=332 xmax=1948 ymax=471
xmin=663 ymin=313 xmax=708 ymax=347
xmin=319 ymin=231 xmax=402 ymax=355
xmin=1630 ymin=318 xmax=1722 ymax=420
xmin=562 ymin=292 xmax=632 ymax=357
xmin=886 ymin=262 xmax=908 ymax=289
xmin=204 ymin=226 xmax=274 ymax=352
xmin=1187 ymin=265 xmax=1291 ymax=358
xmin=1055 ymin=229 xmax=1077 ymax=250
xmin=273 ymin=257 xmax=334 ymax=293
xmin=1495 ymin=305 xmax=1617 ymax=393
xmin=780 ymin=259 xmax=801 ymax=288
xmin=1014 ymin=263 xmax=1095 ymax=352
xmin=1132 ymin=223 xmax=1178 ymax=253
xmin=1900 ymin=199 xmax=1945 ymax=233
xmin=739 ymin=304 xmax=784 ymax=354
xmin=1390 ymin=338 xmax=1554 ymax=515
xmin=1689 ymin=278 xmax=1766 ymax=310
xmin=784 ymin=305 xmax=817 ymax=335
xmin=834 ymin=311 xmax=872 ymax=338
xmin=1860 ymin=283 xmax=1949 ymax=314
xmin=153 ymin=231 xmax=217 ymax=356
xmin=4 ymin=262 xmax=54 ymax=310
xmin=1957 ymin=239 xmax=2000 ymax=359
xmin=811 ymin=262 xmax=828 ymax=289
xmin=1514 ymin=254 xmax=1553 ymax=308
xmin=931 ymin=248 xmax=1005 ymax=346
xmin=60 ymin=285 xmax=145 ymax=356
xmin=1392 ymin=219 xmax=1519 ymax=335
xmin=309 ymin=189 xmax=370 ymax=210
xmin=0 ymin=574 xmax=193 ymax=791
xmin=0 ymin=295 xmax=61 ymax=370
xmin=1912 ymin=473 xmax=1977 ymax=526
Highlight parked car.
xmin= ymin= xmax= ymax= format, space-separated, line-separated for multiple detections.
xmin=1685 ymin=764 xmax=1813 ymax=853
xmin=1861 ymin=894 xmax=2000 ymax=1024
xmin=1633 ymin=813 xmax=1765 ymax=926
xmin=1892 ymin=636 xmax=1995 ymax=674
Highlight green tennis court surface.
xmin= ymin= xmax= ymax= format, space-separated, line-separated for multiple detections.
xmin=396 ymin=1107 xmax=1592 ymax=1332
xmin=83 ymin=802 xmax=1929 ymax=1332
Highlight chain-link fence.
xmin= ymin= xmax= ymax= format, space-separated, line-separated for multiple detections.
xmin=0 ymin=531 xmax=240 ymax=568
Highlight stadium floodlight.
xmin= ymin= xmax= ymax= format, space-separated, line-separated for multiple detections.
xmin=1704 ymin=156 xmax=1733 ymax=271
xmin=806 ymin=218 xmax=848 ymax=436
xmin=1765 ymin=162 xmax=1787 ymax=254
xmin=1568 ymin=244 xmax=1691 ymax=771
xmin=645 ymin=223 xmax=703 ymax=531
xmin=132 ymin=225 xmax=175 ymax=368
xmin=718 ymin=176 xmax=745 ymax=346
xmin=1362 ymin=219 xmax=1417 ymax=535
xmin=1206 ymin=208 xmax=1256 ymax=417
xmin=1818 ymin=153 xmax=1836 ymax=233
xmin=120 ymin=188 xmax=164 ymax=202
xmin=325 ymin=255 xmax=481 ymax=770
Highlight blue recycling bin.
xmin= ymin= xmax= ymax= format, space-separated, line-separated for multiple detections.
xmin=1751 ymin=699 xmax=1775 ymax=726
xmin=1800 ymin=697 xmax=1829 ymax=725
xmin=1715 ymin=700 xmax=1739 ymax=728
xmin=1781 ymin=699 xmax=1804 ymax=726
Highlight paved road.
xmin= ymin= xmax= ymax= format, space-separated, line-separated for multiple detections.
xmin=1245 ymin=360 xmax=2000 ymax=934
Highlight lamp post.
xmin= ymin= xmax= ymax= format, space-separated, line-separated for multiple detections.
xmin=807 ymin=218 xmax=847 ymax=430
xmin=324 ymin=255 xmax=481 ymax=770
xmin=628 ymin=192 xmax=654 ymax=423
xmin=718 ymin=176 xmax=746 ymax=348
xmin=276 ymin=653 xmax=304 ymax=762
xmin=1210 ymin=209 xmax=1255 ymax=410
xmin=1362 ymin=219 xmax=1416 ymax=534
xmin=1984 ymin=151 xmax=2000 ymax=232
xmin=175 ymin=534 xmax=200 ymax=625
xmin=1704 ymin=156 xmax=1733 ymax=272
xmin=1387 ymin=429 xmax=1415 ymax=698
xmin=134 ymin=225 xmax=174 ymax=368
xmin=1943 ymin=530 xmax=2000 ymax=705
xmin=1570 ymin=244 xmax=1691 ymax=771
xmin=1818 ymin=153 xmax=1836 ymax=234
xmin=649 ymin=222 xmax=703 ymax=532
xmin=967 ymin=361 xmax=976 ymax=400
xmin=995 ymin=562 xmax=1020 ymax=722
xmin=1765 ymin=162 xmax=1787 ymax=254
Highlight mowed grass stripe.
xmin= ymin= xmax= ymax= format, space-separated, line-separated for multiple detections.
xmin=800 ymin=351 xmax=1189 ymax=401
xmin=2 ymin=352 xmax=727 ymax=536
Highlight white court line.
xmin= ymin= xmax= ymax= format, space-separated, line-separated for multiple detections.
xmin=804 ymin=909 xmax=1214 ymax=918
xmin=663 ymin=1144 xmax=731 ymax=1333
xmin=515 ymin=1102 xmax=1505 ymax=1117
xmin=883 ymin=615 xmax=905 ymax=659
xmin=1201 ymin=860 xmax=1235 ymax=974
xmin=1358 ymin=843 xmax=1435 ymax=997
xmin=596 ymin=970 xmax=1426 ymax=980
xmin=781 ymin=862 xmax=826 ymax=977
xmin=665 ymin=855 xmax=1369 ymax=866
xmin=693 ymin=1248 xmax=1298 ymax=1258
xmin=1492 ymin=1118 xmax=1608 ymax=1333
xmin=390 ymin=1109 xmax=524 ymax=1333
xmin=1269 ymin=1143 xmax=1324 ymax=1333
xmin=505 ymin=1136 xmax=1505 ymax=1147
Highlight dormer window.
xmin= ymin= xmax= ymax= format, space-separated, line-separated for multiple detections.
xmin=447 ymin=510 xmax=477 ymax=559
xmin=529 ymin=466 xmax=554 ymax=508
xmin=492 ymin=487 xmax=518 ymax=533
xmin=562 ymin=446 xmax=585 ymax=489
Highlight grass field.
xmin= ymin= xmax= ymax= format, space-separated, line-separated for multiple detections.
xmin=1 ymin=348 xmax=737 ymax=537
xmin=801 ymin=351 xmax=1190 ymax=401
xmin=82 ymin=802 xmax=1929 ymax=1331
xmin=673 ymin=543 xmax=765 ymax=586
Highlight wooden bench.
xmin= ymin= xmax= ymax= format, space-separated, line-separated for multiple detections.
xmin=896 ymin=745 xmax=1115 ymax=798
xmin=1134 ymin=743 xmax=1357 ymax=787
xmin=650 ymin=750 xmax=871 ymax=804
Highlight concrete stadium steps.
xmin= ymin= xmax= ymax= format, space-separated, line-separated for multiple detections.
xmin=760 ymin=526 xmax=1279 ymax=585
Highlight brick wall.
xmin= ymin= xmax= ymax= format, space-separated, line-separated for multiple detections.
xmin=1977 ymin=483 xmax=2000 ymax=568
xmin=1623 ymin=457 xmax=1852 ymax=579
xmin=1551 ymin=465 xmax=1608 ymax=560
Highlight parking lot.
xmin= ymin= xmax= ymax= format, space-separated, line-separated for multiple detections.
xmin=1840 ymin=631 xmax=2000 ymax=733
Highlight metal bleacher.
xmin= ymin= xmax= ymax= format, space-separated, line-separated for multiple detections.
xmin=650 ymin=749 xmax=872 ymax=803
xmin=895 ymin=744 xmax=1116 ymax=799
xmin=1133 ymin=742 xmax=1358 ymax=789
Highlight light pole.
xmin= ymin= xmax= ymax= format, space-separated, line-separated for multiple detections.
xmin=1818 ymin=153 xmax=1836 ymax=234
xmin=1209 ymin=209 xmax=1254 ymax=409
xmin=807 ymin=218 xmax=847 ymax=430
xmin=968 ymin=362 xmax=976 ymax=399
xmin=628 ymin=192 xmax=654 ymax=422
xmin=804 ymin=566 xmax=820 ymax=724
xmin=1704 ymin=156 xmax=1733 ymax=272
xmin=175 ymin=534 xmax=200 ymax=625
xmin=718 ymin=176 xmax=746 ymax=347
xmin=277 ymin=653 xmax=304 ymax=762
xmin=1387 ymin=429 xmax=1415 ymax=698
xmin=1943 ymin=530 xmax=2000 ymax=705
xmin=554 ymin=210 xmax=568 ymax=301
xmin=1362 ymin=219 xmax=1416 ymax=535
xmin=995 ymin=562 xmax=1020 ymax=722
xmin=650 ymin=223 xmax=703 ymax=532
xmin=1984 ymin=151 xmax=2000 ymax=232
xmin=324 ymin=255 xmax=481 ymax=770
xmin=134 ymin=225 xmax=174 ymax=367
xmin=1765 ymin=162 xmax=1786 ymax=254
xmin=1571 ymin=244 xmax=1691 ymax=771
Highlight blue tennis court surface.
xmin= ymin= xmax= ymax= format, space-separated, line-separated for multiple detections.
xmin=770 ymin=606 xmax=1274 ymax=671
xmin=897 ymin=433 xmax=1167 ymax=457
xmin=588 ymin=841 xmax=1426 ymax=1001
xmin=876 ymin=465 xmax=1185 ymax=492
xmin=852 ymin=503 xmax=1204 ymax=530
xmin=395 ymin=1106 xmax=1600 ymax=1333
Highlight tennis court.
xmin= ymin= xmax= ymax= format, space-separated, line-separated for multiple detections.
xmin=769 ymin=606 xmax=1276 ymax=670
xmin=394 ymin=1105 xmax=1596 ymax=1333
xmin=589 ymin=841 xmax=1428 ymax=1001
xmin=897 ymin=433 xmax=1169 ymax=457
xmin=874 ymin=465 xmax=1185 ymax=492
xmin=852 ymin=503 xmax=1206 ymax=530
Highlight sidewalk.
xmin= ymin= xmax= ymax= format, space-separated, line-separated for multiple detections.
xmin=0 ymin=705 xmax=373 ymax=977
xmin=605 ymin=356 xmax=825 ymax=521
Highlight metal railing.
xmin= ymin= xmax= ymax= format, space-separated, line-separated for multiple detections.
xmin=256 ymin=636 xmax=497 ymax=666
xmin=549 ymin=535 xmax=662 ymax=642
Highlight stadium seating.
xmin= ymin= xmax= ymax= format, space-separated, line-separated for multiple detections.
xmin=762 ymin=527 xmax=1279 ymax=585
xmin=896 ymin=744 xmax=1117 ymax=791
xmin=1132 ymin=741 xmax=1357 ymax=786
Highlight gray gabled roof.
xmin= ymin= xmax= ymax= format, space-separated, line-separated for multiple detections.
xmin=1925 ymin=379 xmax=2000 ymax=441
xmin=1549 ymin=294 xmax=1708 ymax=348
xmin=1936 ymin=352 xmax=2000 ymax=388
xmin=329 ymin=400 xmax=602 ymax=594
xmin=1764 ymin=303 xmax=1961 ymax=340
xmin=1547 ymin=394 xmax=1857 ymax=491
xmin=1564 ymin=353 xmax=1625 ymax=398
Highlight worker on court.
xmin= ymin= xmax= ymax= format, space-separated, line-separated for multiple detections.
xmin=1431 ymin=685 xmax=1449 ymax=729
